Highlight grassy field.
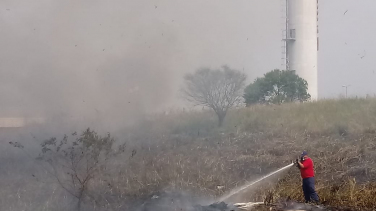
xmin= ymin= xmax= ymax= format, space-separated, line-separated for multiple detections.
xmin=3 ymin=98 xmax=376 ymax=210
xmin=124 ymin=98 xmax=376 ymax=210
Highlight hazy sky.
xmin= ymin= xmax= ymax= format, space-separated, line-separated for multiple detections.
xmin=0 ymin=0 xmax=375 ymax=120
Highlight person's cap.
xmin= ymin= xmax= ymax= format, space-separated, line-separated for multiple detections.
xmin=301 ymin=151 xmax=308 ymax=157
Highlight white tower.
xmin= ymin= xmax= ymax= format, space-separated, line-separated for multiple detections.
xmin=283 ymin=0 xmax=319 ymax=100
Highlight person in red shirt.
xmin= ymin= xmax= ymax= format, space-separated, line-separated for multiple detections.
xmin=296 ymin=151 xmax=319 ymax=203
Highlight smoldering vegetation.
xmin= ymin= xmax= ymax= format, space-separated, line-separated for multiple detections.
xmin=0 ymin=1 xmax=281 ymax=210
xmin=2 ymin=1 xmax=376 ymax=210
xmin=2 ymin=98 xmax=376 ymax=210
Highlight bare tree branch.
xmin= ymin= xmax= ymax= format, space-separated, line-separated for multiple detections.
xmin=182 ymin=66 xmax=247 ymax=126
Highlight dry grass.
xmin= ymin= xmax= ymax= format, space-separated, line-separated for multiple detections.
xmin=114 ymin=98 xmax=376 ymax=209
xmin=4 ymin=98 xmax=376 ymax=210
xmin=94 ymin=132 xmax=376 ymax=209
xmin=225 ymin=98 xmax=376 ymax=136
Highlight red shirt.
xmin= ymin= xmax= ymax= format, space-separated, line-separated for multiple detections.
xmin=300 ymin=157 xmax=315 ymax=179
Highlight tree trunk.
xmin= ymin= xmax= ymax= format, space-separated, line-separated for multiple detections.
xmin=217 ymin=112 xmax=226 ymax=127
xmin=76 ymin=189 xmax=84 ymax=211
xmin=77 ymin=199 xmax=82 ymax=211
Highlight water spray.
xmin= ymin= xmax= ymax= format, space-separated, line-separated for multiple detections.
xmin=218 ymin=162 xmax=294 ymax=202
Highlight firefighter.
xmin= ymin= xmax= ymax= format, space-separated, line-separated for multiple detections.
xmin=296 ymin=151 xmax=319 ymax=203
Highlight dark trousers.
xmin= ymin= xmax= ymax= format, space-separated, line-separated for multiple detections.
xmin=302 ymin=177 xmax=319 ymax=203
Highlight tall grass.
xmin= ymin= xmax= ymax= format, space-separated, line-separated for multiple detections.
xmin=4 ymin=98 xmax=376 ymax=210
xmin=120 ymin=98 xmax=376 ymax=209
xmin=150 ymin=98 xmax=376 ymax=136
xmin=229 ymin=98 xmax=376 ymax=135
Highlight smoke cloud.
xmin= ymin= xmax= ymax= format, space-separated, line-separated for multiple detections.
xmin=0 ymin=0 xmax=283 ymax=131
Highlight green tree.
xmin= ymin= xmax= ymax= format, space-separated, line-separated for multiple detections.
xmin=182 ymin=66 xmax=247 ymax=126
xmin=244 ymin=69 xmax=310 ymax=105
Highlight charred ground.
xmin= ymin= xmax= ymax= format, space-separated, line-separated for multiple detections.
xmin=2 ymin=98 xmax=376 ymax=210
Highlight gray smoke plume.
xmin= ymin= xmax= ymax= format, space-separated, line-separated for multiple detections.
xmin=0 ymin=0 xmax=284 ymax=132
xmin=130 ymin=190 xmax=239 ymax=211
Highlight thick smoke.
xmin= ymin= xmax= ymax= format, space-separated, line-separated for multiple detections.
xmin=131 ymin=191 xmax=238 ymax=211
xmin=0 ymin=0 xmax=283 ymax=132
xmin=0 ymin=0 xmax=190 ymax=131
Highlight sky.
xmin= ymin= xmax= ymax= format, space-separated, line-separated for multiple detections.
xmin=319 ymin=0 xmax=376 ymax=98
xmin=0 ymin=0 xmax=375 ymax=122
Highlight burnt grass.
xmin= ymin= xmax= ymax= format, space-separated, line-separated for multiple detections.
xmin=113 ymin=99 xmax=376 ymax=210
xmin=4 ymin=98 xmax=376 ymax=210
xmin=121 ymin=131 xmax=376 ymax=210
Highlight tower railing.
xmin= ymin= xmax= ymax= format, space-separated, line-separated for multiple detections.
xmin=281 ymin=0 xmax=287 ymax=70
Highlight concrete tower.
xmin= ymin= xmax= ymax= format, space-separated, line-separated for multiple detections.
xmin=283 ymin=0 xmax=319 ymax=100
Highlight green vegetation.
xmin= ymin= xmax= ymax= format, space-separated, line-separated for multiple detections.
xmin=244 ymin=69 xmax=310 ymax=105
